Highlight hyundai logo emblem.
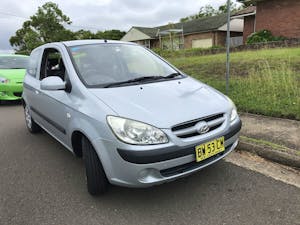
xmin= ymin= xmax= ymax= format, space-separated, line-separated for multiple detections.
xmin=196 ymin=122 xmax=210 ymax=134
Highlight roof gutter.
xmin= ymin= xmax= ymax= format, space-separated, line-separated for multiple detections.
xmin=181 ymin=29 xmax=218 ymax=36
xmin=231 ymin=11 xmax=256 ymax=19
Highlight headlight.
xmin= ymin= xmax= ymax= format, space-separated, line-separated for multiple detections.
xmin=226 ymin=96 xmax=238 ymax=122
xmin=107 ymin=116 xmax=168 ymax=145
xmin=0 ymin=77 xmax=9 ymax=83
xmin=231 ymin=107 xmax=238 ymax=122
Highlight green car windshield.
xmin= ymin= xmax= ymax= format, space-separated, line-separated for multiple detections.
xmin=0 ymin=56 xmax=28 ymax=69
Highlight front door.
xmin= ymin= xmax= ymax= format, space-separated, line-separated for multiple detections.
xmin=32 ymin=47 xmax=72 ymax=145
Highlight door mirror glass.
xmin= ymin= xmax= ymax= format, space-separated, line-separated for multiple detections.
xmin=40 ymin=76 xmax=66 ymax=91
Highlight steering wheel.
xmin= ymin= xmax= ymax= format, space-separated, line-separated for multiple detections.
xmin=83 ymin=69 xmax=115 ymax=85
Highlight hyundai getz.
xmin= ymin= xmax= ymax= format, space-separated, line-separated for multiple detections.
xmin=22 ymin=40 xmax=242 ymax=195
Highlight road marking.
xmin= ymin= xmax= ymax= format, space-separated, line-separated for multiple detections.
xmin=224 ymin=150 xmax=300 ymax=188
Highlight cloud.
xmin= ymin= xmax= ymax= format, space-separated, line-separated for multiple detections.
xmin=0 ymin=0 xmax=241 ymax=52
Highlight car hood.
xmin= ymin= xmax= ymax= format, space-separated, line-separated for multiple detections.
xmin=88 ymin=77 xmax=231 ymax=128
xmin=0 ymin=69 xmax=26 ymax=82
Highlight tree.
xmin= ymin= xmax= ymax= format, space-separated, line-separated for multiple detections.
xmin=9 ymin=21 xmax=44 ymax=55
xmin=218 ymin=2 xmax=242 ymax=14
xmin=179 ymin=2 xmax=243 ymax=22
xmin=73 ymin=29 xmax=126 ymax=40
xmin=73 ymin=29 xmax=96 ymax=39
xmin=10 ymin=1 xmax=126 ymax=54
xmin=200 ymin=5 xmax=218 ymax=17
xmin=237 ymin=0 xmax=256 ymax=7
xmin=29 ymin=2 xmax=73 ymax=42
xmin=10 ymin=2 xmax=74 ymax=54
xmin=180 ymin=5 xmax=217 ymax=22
xmin=95 ymin=30 xmax=126 ymax=40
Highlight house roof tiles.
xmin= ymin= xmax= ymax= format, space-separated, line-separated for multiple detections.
xmin=133 ymin=14 xmax=229 ymax=37
xmin=132 ymin=26 xmax=158 ymax=38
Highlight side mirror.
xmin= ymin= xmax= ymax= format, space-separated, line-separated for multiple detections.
xmin=40 ymin=76 xmax=66 ymax=91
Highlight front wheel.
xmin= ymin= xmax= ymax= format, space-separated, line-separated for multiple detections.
xmin=82 ymin=137 xmax=108 ymax=195
xmin=24 ymin=104 xmax=41 ymax=133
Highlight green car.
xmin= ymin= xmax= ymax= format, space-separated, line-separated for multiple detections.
xmin=0 ymin=54 xmax=29 ymax=101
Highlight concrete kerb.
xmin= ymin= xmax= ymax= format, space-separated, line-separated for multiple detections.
xmin=237 ymin=139 xmax=300 ymax=169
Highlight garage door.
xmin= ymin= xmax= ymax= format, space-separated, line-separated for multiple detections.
xmin=192 ymin=39 xmax=213 ymax=48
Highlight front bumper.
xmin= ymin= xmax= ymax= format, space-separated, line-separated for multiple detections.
xmin=0 ymin=83 xmax=23 ymax=100
xmin=92 ymin=118 xmax=242 ymax=188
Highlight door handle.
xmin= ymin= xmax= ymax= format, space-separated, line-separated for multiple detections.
xmin=35 ymin=90 xmax=39 ymax=95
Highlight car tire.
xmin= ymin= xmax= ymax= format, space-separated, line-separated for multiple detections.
xmin=82 ymin=137 xmax=108 ymax=195
xmin=24 ymin=103 xmax=41 ymax=133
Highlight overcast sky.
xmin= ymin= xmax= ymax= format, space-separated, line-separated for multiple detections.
xmin=0 ymin=0 xmax=241 ymax=52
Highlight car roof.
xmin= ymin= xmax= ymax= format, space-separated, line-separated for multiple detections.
xmin=35 ymin=40 xmax=139 ymax=52
xmin=62 ymin=39 xmax=137 ymax=47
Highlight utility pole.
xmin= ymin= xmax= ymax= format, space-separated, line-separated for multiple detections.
xmin=226 ymin=0 xmax=231 ymax=95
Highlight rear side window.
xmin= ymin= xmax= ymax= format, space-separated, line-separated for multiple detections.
xmin=27 ymin=49 xmax=42 ymax=78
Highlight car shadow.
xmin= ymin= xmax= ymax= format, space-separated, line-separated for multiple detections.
xmin=0 ymin=100 xmax=22 ymax=106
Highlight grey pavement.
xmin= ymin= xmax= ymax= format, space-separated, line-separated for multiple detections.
xmin=0 ymin=103 xmax=300 ymax=225
xmin=240 ymin=113 xmax=300 ymax=151
xmin=239 ymin=112 xmax=300 ymax=168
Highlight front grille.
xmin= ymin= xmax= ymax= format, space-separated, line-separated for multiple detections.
xmin=171 ymin=114 xmax=225 ymax=139
xmin=13 ymin=92 xmax=22 ymax=97
xmin=160 ymin=143 xmax=233 ymax=177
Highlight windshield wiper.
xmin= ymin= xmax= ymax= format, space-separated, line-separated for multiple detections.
xmin=103 ymin=73 xmax=183 ymax=88
xmin=103 ymin=76 xmax=166 ymax=88
xmin=165 ymin=72 xmax=183 ymax=78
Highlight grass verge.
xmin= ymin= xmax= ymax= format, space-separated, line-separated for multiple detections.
xmin=166 ymin=48 xmax=300 ymax=120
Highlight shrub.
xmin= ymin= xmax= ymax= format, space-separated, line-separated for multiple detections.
xmin=152 ymin=46 xmax=225 ymax=58
xmin=247 ymin=30 xmax=286 ymax=44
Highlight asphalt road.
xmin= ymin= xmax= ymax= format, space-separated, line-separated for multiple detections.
xmin=0 ymin=102 xmax=299 ymax=225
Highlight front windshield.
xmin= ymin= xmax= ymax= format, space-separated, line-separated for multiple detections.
xmin=68 ymin=44 xmax=179 ymax=87
xmin=0 ymin=56 xmax=28 ymax=69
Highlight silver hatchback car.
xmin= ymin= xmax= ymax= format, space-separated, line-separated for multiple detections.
xmin=23 ymin=40 xmax=241 ymax=195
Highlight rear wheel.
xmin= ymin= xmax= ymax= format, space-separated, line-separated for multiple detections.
xmin=24 ymin=103 xmax=41 ymax=133
xmin=82 ymin=137 xmax=108 ymax=195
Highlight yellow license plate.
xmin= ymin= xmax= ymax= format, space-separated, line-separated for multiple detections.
xmin=195 ymin=137 xmax=225 ymax=162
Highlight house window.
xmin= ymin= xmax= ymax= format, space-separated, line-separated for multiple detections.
xmin=160 ymin=36 xmax=183 ymax=50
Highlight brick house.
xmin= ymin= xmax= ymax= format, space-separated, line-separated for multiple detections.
xmin=233 ymin=0 xmax=300 ymax=43
xmin=121 ymin=14 xmax=243 ymax=49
